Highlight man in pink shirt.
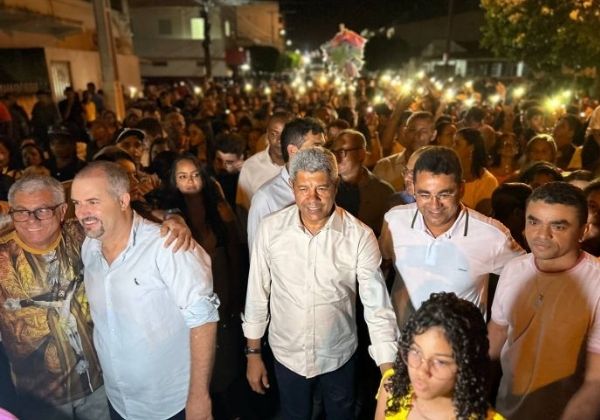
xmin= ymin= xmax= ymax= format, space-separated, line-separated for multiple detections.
xmin=489 ymin=182 xmax=600 ymax=419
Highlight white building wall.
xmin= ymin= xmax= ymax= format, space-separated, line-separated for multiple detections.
xmin=131 ymin=6 xmax=227 ymax=77
xmin=44 ymin=47 xmax=141 ymax=99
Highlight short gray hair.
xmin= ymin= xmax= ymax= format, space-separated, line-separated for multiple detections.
xmin=74 ymin=161 xmax=130 ymax=199
xmin=289 ymin=147 xmax=338 ymax=184
xmin=8 ymin=174 xmax=65 ymax=206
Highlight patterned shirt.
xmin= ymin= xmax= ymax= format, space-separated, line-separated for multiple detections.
xmin=0 ymin=221 xmax=102 ymax=405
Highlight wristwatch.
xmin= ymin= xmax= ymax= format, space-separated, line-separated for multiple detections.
xmin=244 ymin=346 xmax=261 ymax=355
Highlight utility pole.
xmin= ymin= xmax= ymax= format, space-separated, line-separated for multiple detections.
xmin=443 ymin=0 xmax=455 ymax=78
xmin=92 ymin=0 xmax=125 ymax=120
xmin=199 ymin=1 xmax=213 ymax=79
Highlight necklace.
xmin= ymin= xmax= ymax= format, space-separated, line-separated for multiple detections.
xmin=533 ymin=271 xmax=557 ymax=308
xmin=533 ymin=273 xmax=546 ymax=308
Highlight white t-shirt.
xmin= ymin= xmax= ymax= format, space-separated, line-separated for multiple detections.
xmin=236 ymin=146 xmax=282 ymax=211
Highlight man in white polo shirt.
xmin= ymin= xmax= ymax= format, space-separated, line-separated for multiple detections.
xmin=379 ymin=146 xmax=524 ymax=326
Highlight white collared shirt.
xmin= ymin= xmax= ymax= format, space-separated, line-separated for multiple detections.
xmin=246 ymin=166 xmax=294 ymax=248
xmin=236 ymin=146 xmax=282 ymax=211
xmin=384 ymin=203 xmax=524 ymax=314
xmin=243 ymin=205 xmax=398 ymax=378
xmin=81 ymin=213 xmax=219 ymax=420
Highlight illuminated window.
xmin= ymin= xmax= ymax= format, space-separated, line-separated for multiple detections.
xmin=224 ymin=20 xmax=231 ymax=37
xmin=191 ymin=18 xmax=205 ymax=40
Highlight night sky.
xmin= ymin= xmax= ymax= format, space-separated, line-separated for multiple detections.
xmin=279 ymin=0 xmax=480 ymax=51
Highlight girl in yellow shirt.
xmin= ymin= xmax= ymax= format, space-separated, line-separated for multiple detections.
xmin=375 ymin=292 xmax=504 ymax=420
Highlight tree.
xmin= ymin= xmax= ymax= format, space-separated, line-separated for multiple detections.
xmin=481 ymin=0 xmax=600 ymax=75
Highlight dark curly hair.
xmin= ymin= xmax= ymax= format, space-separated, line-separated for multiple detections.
xmin=166 ymin=154 xmax=228 ymax=247
xmin=385 ymin=292 xmax=490 ymax=419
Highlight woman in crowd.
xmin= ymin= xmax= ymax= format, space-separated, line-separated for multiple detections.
xmin=489 ymin=132 xmax=521 ymax=184
xmin=375 ymin=292 xmax=503 ymax=420
xmin=100 ymin=109 xmax=120 ymax=139
xmin=433 ymin=120 xmax=457 ymax=148
xmin=523 ymin=134 xmax=557 ymax=167
xmin=19 ymin=139 xmax=49 ymax=177
xmin=162 ymin=155 xmax=248 ymax=419
xmin=453 ymin=128 xmax=498 ymax=215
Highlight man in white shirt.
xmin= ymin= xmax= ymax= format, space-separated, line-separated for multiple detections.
xmin=243 ymin=148 xmax=398 ymax=420
xmin=236 ymin=112 xmax=292 ymax=212
xmin=380 ymin=146 xmax=523 ymax=326
xmin=246 ymin=117 xmax=326 ymax=248
xmin=489 ymin=182 xmax=600 ymax=419
xmin=71 ymin=162 xmax=219 ymax=420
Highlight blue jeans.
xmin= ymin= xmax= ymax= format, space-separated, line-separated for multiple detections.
xmin=274 ymin=354 xmax=356 ymax=420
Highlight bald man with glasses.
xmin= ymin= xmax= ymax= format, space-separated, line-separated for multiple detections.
xmin=332 ymin=129 xmax=394 ymax=236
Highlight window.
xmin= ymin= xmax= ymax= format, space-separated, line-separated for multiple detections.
xmin=191 ymin=18 xmax=205 ymax=40
xmin=224 ymin=20 xmax=231 ymax=37
xmin=158 ymin=19 xmax=172 ymax=35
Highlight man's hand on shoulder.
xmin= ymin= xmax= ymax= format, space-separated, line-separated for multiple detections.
xmin=160 ymin=214 xmax=195 ymax=252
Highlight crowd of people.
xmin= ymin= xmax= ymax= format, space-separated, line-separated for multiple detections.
xmin=0 ymin=74 xmax=599 ymax=420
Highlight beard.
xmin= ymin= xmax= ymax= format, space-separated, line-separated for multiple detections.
xmin=80 ymin=217 xmax=105 ymax=239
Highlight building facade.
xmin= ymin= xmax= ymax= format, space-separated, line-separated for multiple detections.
xmin=129 ymin=0 xmax=283 ymax=80
xmin=0 ymin=0 xmax=141 ymax=104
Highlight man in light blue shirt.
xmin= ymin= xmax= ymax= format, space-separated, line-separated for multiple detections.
xmin=71 ymin=161 xmax=219 ymax=420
